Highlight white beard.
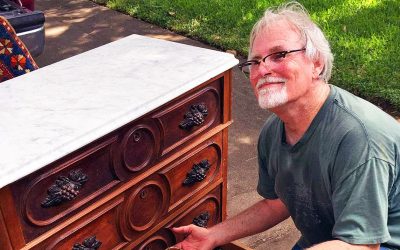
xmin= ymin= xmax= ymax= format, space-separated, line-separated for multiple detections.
xmin=257 ymin=85 xmax=288 ymax=109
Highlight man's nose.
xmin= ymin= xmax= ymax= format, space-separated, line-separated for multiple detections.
xmin=256 ymin=60 xmax=272 ymax=76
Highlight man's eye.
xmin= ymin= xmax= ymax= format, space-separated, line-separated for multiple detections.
xmin=246 ymin=60 xmax=260 ymax=66
xmin=270 ymin=52 xmax=287 ymax=61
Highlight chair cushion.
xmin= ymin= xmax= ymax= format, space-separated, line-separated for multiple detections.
xmin=0 ymin=16 xmax=39 ymax=83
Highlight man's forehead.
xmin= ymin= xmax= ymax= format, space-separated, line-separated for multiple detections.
xmin=251 ymin=22 xmax=302 ymax=56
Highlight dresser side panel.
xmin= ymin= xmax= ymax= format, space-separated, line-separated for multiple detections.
xmin=0 ymin=186 xmax=26 ymax=249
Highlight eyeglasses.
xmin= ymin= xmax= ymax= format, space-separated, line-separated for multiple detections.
xmin=238 ymin=48 xmax=306 ymax=77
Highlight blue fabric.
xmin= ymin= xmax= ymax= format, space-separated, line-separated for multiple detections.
xmin=0 ymin=16 xmax=38 ymax=82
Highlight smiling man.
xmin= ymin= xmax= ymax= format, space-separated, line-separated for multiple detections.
xmin=172 ymin=2 xmax=400 ymax=250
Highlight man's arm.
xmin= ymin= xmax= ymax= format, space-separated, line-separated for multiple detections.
xmin=307 ymin=240 xmax=380 ymax=250
xmin=173 ymin=198 xmax=289 ymax=250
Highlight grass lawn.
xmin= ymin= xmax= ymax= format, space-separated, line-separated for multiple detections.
xmin=93 ymin=0 xmax=400 ymax=115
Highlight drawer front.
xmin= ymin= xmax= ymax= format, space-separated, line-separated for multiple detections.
xmin=152 ymin=78 xmax=223 ymax=156
xmin=169 ymin=184 xmax=222 ymax=232
xmin=134 ymin=185 xmax=222 ymax=250
xmin=34 ymin=196 xmax=127 ymax=250
xmin=119 ymin=133 xmax=223 ymax=241
xmin=160 ymin=132 xmax=222 ymax=211
xmin=11 ymin=136 xmax=120 ymax=241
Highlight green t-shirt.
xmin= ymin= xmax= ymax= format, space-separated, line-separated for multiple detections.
xmin=257 ymin=85 xmax=400 ymax=248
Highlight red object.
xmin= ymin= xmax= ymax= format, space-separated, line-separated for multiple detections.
xmin=12 ymin=0 xmax=34 ymax=10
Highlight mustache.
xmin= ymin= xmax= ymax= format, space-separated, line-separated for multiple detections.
xmin=256 ymin=76 xmax=288 ymax=88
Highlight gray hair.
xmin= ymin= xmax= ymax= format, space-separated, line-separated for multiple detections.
xmin=249 ymin=1 xmax=334 ymax=82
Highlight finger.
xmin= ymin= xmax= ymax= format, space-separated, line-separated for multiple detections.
xmin=172 ymin=225 xmax=192 ymax=235
xmin=167 ymin=244 xmax=182 ymax=250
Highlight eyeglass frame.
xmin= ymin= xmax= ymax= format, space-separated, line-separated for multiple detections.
xmin=238 ymin=48 xmax=306 ymax=75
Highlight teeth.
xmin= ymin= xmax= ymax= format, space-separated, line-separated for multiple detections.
xmin=265 ymin=76 xmax=287 ymax=83
xmin=256 ymin=77 xmax=287 ymax=89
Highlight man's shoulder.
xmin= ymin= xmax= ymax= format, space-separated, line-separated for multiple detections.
xmin=330 ymin=85 xmax=400 ymax=134
xmin=329 ymin=85 xmax=400 ymax=162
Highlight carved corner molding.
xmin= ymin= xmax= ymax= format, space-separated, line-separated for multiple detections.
xmin=183 ymin=160 xmax=210 ymax=186
xmin=41 ymin=169 xmax=88 ymax=208
xmin=179 ymin=103 xmax=208 ymax=130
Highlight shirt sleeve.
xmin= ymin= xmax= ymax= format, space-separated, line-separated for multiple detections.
xmin=331 ymin=157 xmax=392 ymax=244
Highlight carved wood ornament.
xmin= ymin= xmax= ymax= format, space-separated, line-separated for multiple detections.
xmin=192 ymin=211 xmax=210 ymax=228
xmin=183 ymin=160 xmax=210 ymax=186
xmin=41 ymin=169 xmax=88 ymax=208
xmin=72 ymin=235 xmax=102 ymax=250
xmin=179 ymin=103 xmax=208 ymax=130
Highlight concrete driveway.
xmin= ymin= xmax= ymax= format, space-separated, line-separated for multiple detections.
xmin=34 ymin=0 xmax=300 ymax=249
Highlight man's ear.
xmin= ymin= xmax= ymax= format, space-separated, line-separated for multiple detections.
xmin=312 ymin=57 xmax=324 ymax=79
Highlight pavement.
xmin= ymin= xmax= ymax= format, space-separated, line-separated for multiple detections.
xmin=34 ymin=0 xmax=300 ymax=249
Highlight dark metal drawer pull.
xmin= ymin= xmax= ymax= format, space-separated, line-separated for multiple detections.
xmin=41 ymin=169 xmax=88 ymax=208
xmin=72 ymin=235 xmax=102 ymax=250
xmin=192 ymin=211 xmax=210 ymax=228
xmin=183 ymin=160 xmax=210 ymax=186
xmin=179 ymin=103 xmax=208 ymax=130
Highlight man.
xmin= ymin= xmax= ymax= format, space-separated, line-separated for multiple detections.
xmin=173 ymin=1 xmax=400 ymax=250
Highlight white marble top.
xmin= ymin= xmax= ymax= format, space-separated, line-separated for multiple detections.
xmin=0 ymin=34 xmax=238 ymax=188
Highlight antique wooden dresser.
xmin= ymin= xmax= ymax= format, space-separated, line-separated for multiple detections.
xmin=0 ymin=35 xmax=238 ymax=249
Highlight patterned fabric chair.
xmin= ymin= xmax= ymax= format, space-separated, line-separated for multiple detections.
xmin=0 ymin=15 xmax=38 ymax=82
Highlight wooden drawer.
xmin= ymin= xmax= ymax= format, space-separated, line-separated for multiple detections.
xmin=119 ymin=133 xmax=223 ymax=241
xmin=133 ymin=185 xmax=252 ymax=250
xmin=160 ymin=132 xmax=222 ymax=211
xmin=152 ymin=78 xmax=222 ymax=156
xmin=169 ymin=185 xmax=222 ymax=241
xmin=134 ymin=185 xmax=222 ymax=250
xmin=34 ymin=196 xmax=127 ymax=250
xmin=10 ymin=135 xmax=120 ymax=241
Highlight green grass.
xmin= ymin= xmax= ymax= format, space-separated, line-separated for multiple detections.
xmin=93 ymin=0 xmax=400 ymax=113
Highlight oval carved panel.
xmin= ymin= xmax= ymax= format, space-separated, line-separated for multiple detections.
xmin=120 ymin=176 xmax=169 ymax=240
xmin=134 ymin=229 xmax=175 ymax=250
xmin=121 ymin=125 xmax=158 ymax=172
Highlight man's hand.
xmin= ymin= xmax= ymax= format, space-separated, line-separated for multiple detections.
xmin=171 ymin=198 xmax=289 ymax=250
xmin=172 ymin=224 xmax=215 ymax=250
